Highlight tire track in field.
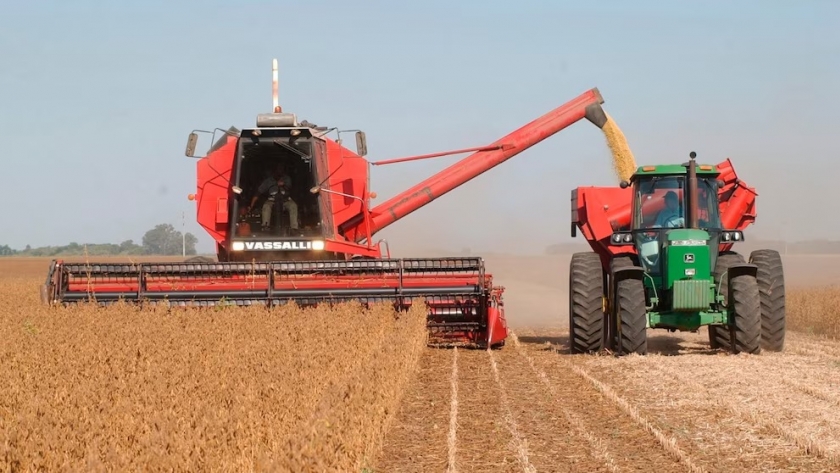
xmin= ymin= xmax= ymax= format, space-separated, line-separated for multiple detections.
xmin=781 ymin=377 xmax=840 ymax=408
xmin=507 ymin=335 xmax=621 ymax=473
xmin=576 ymin=345 xmax=840 ymax=471
xmin=445 ymin=349 xmax=516 ymax=471
xmin=374 ymin=349 xmax=451 ymax=472
xmin=649 ymin=359 xmax=839 ymax=464
xmin=511 ymin=330 xmax=689 ymax=472
xmin=647 ymin=353 xmax=840 ymax=463
xmin=486 ymin=348 xmax=537 ymax=473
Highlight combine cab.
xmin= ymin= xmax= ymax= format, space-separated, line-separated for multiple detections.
xmin=42 ymin=59 xmax=617 ymax=349
xmin=570 ymin=152 xmax=785 ymax=355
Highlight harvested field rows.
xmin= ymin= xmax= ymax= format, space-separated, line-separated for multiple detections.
xmin=377 ymin=325 xmax=840 ymax=472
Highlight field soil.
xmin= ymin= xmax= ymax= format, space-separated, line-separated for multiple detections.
xmin=374 ymin=252 xmax=840 ymax=472
xmin=3 ymin=254 xmax=840 ymax=472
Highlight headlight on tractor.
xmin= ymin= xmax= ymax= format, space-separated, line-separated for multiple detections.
xmin=721 ymin=230 xmax=744 ymax=242
xmin=610 ymin=232 xmax=634 ymax=246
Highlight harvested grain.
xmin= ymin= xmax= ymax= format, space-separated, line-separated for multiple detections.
xmin=600 ymin=111 xmax=637 ymax=182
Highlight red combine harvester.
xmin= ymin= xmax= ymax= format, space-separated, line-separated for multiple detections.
xmin=42 ymin=60 xmax=613 ymax=349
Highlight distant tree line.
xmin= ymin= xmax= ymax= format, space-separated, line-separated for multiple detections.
xmin=0 ymin=224 xmax=199 ymax=257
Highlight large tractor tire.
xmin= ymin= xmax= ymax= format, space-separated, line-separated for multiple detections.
xmin=728 ymin=270 xmax=762 ymax=354
xmin=611 ymin=256 xmax=647 ymax=355
xmin=750 ymin=249 xmax=786 ymax=352
xmin=568 ymin=252 xmax=605 ymax=354
xmin=709 ymin=251 xmax=744 ymax=349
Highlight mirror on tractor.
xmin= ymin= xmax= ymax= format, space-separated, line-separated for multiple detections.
xmin=185 ymin=132 xmax=199 ymax=157
xmin=355 ymin=131 xmax=368 ymax=156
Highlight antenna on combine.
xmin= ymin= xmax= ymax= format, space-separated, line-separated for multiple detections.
xmin=272 ymin=58 xmax=281 ymax=113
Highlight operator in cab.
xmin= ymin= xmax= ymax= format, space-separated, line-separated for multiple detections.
xmin=654 ymin=190 xmax=684 ymax=228
xmin=244 ymin=163 xmax=300 ymax=234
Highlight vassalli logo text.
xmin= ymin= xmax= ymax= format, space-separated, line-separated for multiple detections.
xmin=244 ymin=241 xmax=317 ymax=250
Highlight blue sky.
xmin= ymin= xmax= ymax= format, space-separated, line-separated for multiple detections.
xmin=1 ymin=0 xmax=837 ymax=254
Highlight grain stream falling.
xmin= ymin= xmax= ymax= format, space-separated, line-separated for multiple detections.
xmin=600 ymin=111 xmax=637 ymax=183
xmin=0 ymin=278 xmax=428 ymax=472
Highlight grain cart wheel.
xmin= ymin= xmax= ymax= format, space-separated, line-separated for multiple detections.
xmin=728 ymin=270 xmax=762 ymax=354
xmin=749 ymin=249 xmax=786 ymax=352
xmin=568 ymin=252 xmax=605 ymax=354
xmin=611 ymin=256 xmax=647 ymax=355
xmin=709 ymin=251 xmax=744 ymax=349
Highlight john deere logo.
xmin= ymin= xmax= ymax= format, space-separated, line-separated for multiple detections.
xmin=684 ymin=254 xmax=695 ymax=263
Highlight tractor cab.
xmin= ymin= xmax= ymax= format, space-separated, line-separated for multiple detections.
xmin=621 ymin=154 xmax=727 ymax=278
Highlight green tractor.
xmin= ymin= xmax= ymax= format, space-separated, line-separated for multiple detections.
xmin=569 ymin=152 xmax=785 ymax=355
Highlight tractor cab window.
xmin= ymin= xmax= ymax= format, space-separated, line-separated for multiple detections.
xmin=632 ymin=176 xmax=684 ymax=274
xmin=631 ymin=175 xmax=723 ymax=273
xmin=633 ymin=176 xmax=685 ymax=230
xmin=696 ymin=178 xmax=722 ymax=230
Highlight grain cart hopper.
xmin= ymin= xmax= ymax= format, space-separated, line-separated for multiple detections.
xmin=570 ymin=152 xmax=785 ymax=355
xmin=42 ymin=59 xmax=615 ymax=349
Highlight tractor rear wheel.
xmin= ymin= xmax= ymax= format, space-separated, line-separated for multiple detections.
xmin=709 ymin=251 xmax=744 ymax=349
xmin=569 ymin=252 xmax=605 ymax=354
xmin=611 ymin=256 xmax=647 ymax=355
xmin=728 ymin=271 xmax=762 ymax=354
xmin=750 ymin=249 xmax=786 ymax=352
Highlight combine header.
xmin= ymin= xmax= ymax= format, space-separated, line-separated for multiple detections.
xmin=42 ymin=59 xmax=616 ymax=349
xmin=570 ymin=152 xmax=785 ymax=355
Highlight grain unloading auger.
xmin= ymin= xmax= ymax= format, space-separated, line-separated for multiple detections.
xmin=42 ymin=60 xmax=614 ymax=349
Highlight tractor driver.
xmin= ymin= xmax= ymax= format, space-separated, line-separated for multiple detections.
xmin=245 ymin=163 xmax=300 ymax=233
xmin=654 ymin=190 xmax=684 ymax=228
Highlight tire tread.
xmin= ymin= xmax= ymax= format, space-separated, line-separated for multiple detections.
xmin=569 ymin=252 xmax=605 ymax=354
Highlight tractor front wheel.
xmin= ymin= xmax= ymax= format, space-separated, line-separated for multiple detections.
xmin=709 ymin=251 xmax=743 ymax=349
xmin=611 ymin=256 xmax=647 ymax=355
xmin=728 ymin=271 xmax=762 ymax=355
xmin=569 ymin=252 xmax=605 ymax=354
xmin=750 ymin=249 xmax=786 ymax=352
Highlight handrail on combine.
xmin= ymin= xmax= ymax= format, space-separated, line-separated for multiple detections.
xmin=309 ymin=185 xmax=375 ymax=248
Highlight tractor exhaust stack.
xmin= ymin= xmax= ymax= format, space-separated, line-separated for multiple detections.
xmin=686 ymin=151 xmax=699 ymax=229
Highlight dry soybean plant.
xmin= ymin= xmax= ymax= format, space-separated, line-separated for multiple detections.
xmin=0 ymin=277 xmax=429 ymax=471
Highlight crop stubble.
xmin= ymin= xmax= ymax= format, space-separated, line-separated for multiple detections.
xmin=375 ymin=284 xmax=840 ymax=472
